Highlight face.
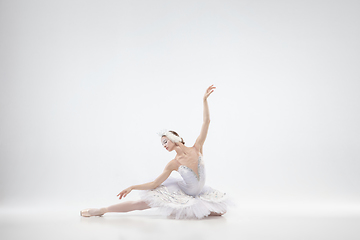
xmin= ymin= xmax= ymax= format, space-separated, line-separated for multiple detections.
xmin=161 ymin=136 xmax=175 ymax=152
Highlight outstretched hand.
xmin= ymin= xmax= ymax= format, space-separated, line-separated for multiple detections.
xmin=203 ymin=85 xmax=216 ymax=100
xmin=117 ymin=186 xmax=133 ymax=200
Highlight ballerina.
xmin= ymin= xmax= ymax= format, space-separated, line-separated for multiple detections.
xmin=80 ymin=85 xmax=233 ymax=219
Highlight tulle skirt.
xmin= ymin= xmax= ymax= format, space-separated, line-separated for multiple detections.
xmin=139 ymin=176 xmax=235 ymax=219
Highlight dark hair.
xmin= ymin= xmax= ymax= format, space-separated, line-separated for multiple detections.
xmin=163 ymin=130 xmax=185 ymax=145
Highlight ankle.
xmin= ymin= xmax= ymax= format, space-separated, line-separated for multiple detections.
xmin=101 ymin=207 xmax=108 ymax=214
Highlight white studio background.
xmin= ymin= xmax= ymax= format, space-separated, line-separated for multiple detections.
xmin=1 ymin=0 xmax=359 ymax=211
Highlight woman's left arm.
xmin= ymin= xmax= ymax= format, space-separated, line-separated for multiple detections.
xmin=194 ymin=85 xmax=216 ymax=152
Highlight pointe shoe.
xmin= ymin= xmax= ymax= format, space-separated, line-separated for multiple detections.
xmin=80 ymin=208 xmax=106 ymax=217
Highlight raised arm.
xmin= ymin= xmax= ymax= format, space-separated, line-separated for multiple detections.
xmin=194 ymin=85 xmax=216 ymax=154
xmin=117 ymin=160 xmax=178 ymax=199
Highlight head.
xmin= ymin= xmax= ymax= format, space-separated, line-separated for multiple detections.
xmin=161 ymin=130 xmax=185 ymax=152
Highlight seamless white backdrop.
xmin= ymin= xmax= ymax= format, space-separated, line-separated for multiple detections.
xmin=1 ymin=0 xmax=359 ymax=211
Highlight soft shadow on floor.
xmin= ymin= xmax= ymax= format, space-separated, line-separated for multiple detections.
xmin=1 ymin=205 xmax=360 ymax=240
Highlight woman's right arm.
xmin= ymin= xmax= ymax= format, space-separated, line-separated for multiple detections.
xmin=117 ymin=160 xmax=177 ymax=199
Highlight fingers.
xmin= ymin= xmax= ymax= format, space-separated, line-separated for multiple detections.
xmin=117 ymin=190 xmax=130 ymax=199
xmin=207 ymin=85 xmax=216 ymax=93
xmin=203 ymin=85 xmax=216 ymax=100
xmin=117 ymin=191 xmax=125 ymax=199
xmin=207 ymin=88 xmax=215 ymax=96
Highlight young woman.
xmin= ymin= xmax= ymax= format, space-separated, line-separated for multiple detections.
xmin=80 ymin=85 xmax=233 ymax=219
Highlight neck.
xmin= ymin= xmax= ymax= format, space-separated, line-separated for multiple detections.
xmin=174 ymin=143 xmax=188 ymax=156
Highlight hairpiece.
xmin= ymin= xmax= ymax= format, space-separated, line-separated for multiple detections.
xmin=157 ymin=129 xmax=182 ymax=143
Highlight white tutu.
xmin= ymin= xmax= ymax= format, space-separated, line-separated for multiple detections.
xmin=139 ymin=155 xmax=235 ymax=219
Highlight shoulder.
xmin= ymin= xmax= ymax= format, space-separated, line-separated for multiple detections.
xmin=165 ymin=159 xmax=181 ymax=171
xmin=192 ymin=144 xmax=203 ymax=155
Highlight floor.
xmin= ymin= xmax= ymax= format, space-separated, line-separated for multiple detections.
xmin=1 ymin=203 xmax=359 ymax=240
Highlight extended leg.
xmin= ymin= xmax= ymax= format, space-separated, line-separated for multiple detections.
xmin=80 ymin=200 xmax=151 ymax=217
xmin=106 ymin=200 xmax=151 ymax=213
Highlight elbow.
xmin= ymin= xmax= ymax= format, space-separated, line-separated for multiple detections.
xmin=151 ymin=181 xmax=159 ymax=189
xmin=204 ymin=119 xmax=210 ymax=124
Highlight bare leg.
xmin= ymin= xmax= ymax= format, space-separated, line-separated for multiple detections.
xmin=106 ymin=200 xmax=151 ymax=213
xmin=80 ymin=200 xmax=151 ymax=217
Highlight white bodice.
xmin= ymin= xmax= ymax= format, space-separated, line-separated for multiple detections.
xmin=177 ymin=155 xmax=206 ymax=196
